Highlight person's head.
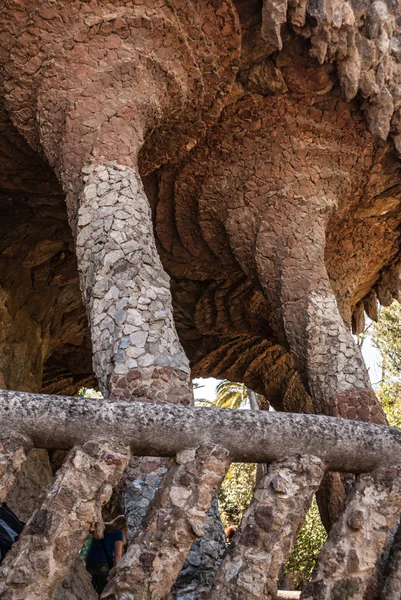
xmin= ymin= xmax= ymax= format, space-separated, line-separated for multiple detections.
xmin=225 ymin=525 xmax=237 ymax=543
xmin=104 ymin=515 xmax=126 ymax=534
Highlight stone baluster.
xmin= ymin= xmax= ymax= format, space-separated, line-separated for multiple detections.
xmin=377 ymin=518 xmax=401 ymax=600
xmin=75 ymin=161 xmax=194 ymax=542
xmin=301 ymin=467 xmax=401 ymax=600
xmin=0 ymin=440 xmax=29 ymax=503
xmin=168 ymin=499 xmax=227 ymax=600
xmin=210 ymin=455 xmax=325 ymax=600
xmin=101 ymin=445 xmax=230 ymax=600
xmin=0 ymin=440 xmax=130 ymax=600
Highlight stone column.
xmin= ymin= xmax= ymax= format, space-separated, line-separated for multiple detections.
xmin=101 ymin=445 xmax=230 ymax=600
xmin=378 ymin=518 xmax=401 ymax=600
xmin=0 ymin=440 xmax=130 ymax=600
xmin=210 ymin=455 xmax=325 ymax=600
xmin=255 ymin=195 xmax=385 ymax=424
xmin=75 ymin=161 xmax=194 ymax=537
xmin=0 ymin=440 xmax=29 ymax=503
xmin=301 ymin=467 xmax=401 ymax=600
xmin=168 ymin=499 xmax=227 ymax=600
xmin=255 ymin=190 xmax=387 ymax=530
xmin=76 ymin=161 xmax=192 ymax=404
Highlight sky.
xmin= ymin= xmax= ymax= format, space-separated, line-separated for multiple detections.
xmin=362 ymin=333 xmax=382 ymax=388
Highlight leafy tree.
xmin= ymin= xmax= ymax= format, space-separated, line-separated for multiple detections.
xmin=284 ymin=498 xmax=327 ymax=589
xmin=373 ymin=302 xmax=401 ymax=377
xmin=377 ymin=380 xmax=401 ymax=427
xmin=211 ymin=379 xmax=269 ymax=410
xmin=218 ymin=462 xmax=256 ymax=527
xmin=214 ymin=380 xmax=249 ymax=409
xmin=373 ymin=302 xmax=401 ymax=427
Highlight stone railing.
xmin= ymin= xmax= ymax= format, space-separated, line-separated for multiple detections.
xmin=0 ymin=390 xmax=401 ymax=600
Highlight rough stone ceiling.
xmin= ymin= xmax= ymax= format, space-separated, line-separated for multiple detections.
xmin=0 ymin=101 xmax=93 ymax=394
xmin=0 ymin=0 xmax=400 ymax=408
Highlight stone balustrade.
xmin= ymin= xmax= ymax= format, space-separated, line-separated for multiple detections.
xmin=0 ymin=390 xmax=400 ymax=599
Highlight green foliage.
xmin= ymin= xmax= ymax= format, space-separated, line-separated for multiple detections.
xmin=284 ymin=498 xmax=327 ymax=589
xmin=78 ymin=387 xmax=103 ymax=398
xmin=373 ymin=303 xmax=401 ymax=377
xmin=373 ymin=303 xmax=401 ymax=427
xmin=218 ymin=463 xmax=256 ymax=527
xmin=205 ymin=379 xmax=267 ymax=410
xmin=214 ymin=380 xmax=248 ymax=409
xmin=377 ymin=380 xmax=401 ymax=427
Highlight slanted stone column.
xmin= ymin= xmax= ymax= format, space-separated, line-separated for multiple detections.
xmin=210 ymin=455 xmax=325 ymax=600
xmin=301 ymin=467 xmax=401 ymax=600
xmin=255 ymin=187 xmax=386 ymax=529
xmin=378 ymin=517 xmax=401 ymax=600
xmin=0 ymin=440 xmax=29 ymax=503
xmin=0 ymin=440 xmax=130 ymax=600
xmin=76 ymin=162 xmax=192 ymax=404
xmin=75 ymin=161 xmax=194 ymax=542
xmin=255 ymin=193 xmax=385 ymax=424
xmin=101 ymin=445 xmax=230 ymax=600
xmin=168 ymin=499 xmax=227 ymax=600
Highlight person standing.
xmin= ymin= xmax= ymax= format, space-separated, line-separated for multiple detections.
xmin=86 ymin=515 xmax=125 ymax=595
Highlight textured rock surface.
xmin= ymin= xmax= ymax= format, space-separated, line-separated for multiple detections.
xmin=0 ymin=128 xmax=95 ymax=395
xmin=158 ymin=91 xmax=387 ymax=425
xmin=102 ymin=445 xmax=229 ymax=600
xmin=1 ymin=1 xmax=401 ymax=597
xmin=378 ymin=514 xmax=401 ymax=599
xmin=302 ymin=467 xmax=401 ymax=600
xmin=5 ymin=448 xmax=52 ymax=521
xmin=3 ymin=391 xmax=401 ymax=473
xmin=0 ymin=440 xmax=130 ymax=600
xmin=168 ymin=500 xmax=227 ymax=600
xmin=76 ymin=162 xmax=192 ymax=401
xmin=54 ymin=557 xmax=98 ymax=600
xmin=210 ymin=456 xmax=324 ymax=600
xmin=261 ymin=0 xmax=401 ymax=143
xmin=0 ymin=441 xmax=28 ymax=503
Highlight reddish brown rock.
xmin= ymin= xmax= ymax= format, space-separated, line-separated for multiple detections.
xmin=0 ymin=1 xmax=400 ymax=598
xmin=302 ymin=467 xmax=401 ymax=600
xmin=0 ymin=440 xmax=130 ymax=600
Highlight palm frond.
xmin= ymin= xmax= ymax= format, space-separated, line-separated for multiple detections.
xmin=213 ymin=380 xmax=248 ymax=409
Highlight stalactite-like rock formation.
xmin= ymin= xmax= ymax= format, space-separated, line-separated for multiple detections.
xmin=1 ymin=1 xmax=401 ymax=598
